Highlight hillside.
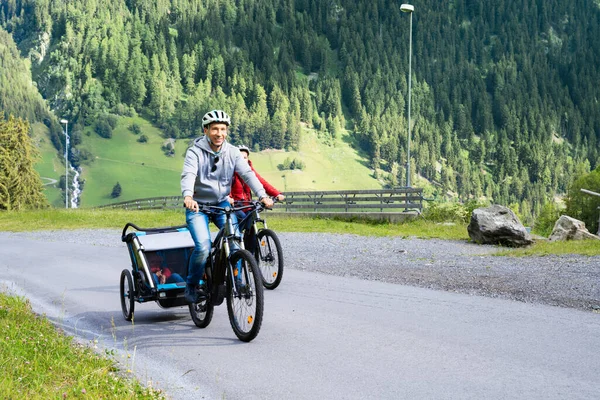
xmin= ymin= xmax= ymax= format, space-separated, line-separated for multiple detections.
xmin=66 ymin=116 xmax=381 ymax=207
xmin=2 ymin=0 xmax=600 ymax=219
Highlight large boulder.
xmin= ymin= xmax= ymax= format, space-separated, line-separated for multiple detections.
xmin=548 ymin=215 xmax=600 ymax=241
xmin=468 ymin=205 xmax=533 ymax=247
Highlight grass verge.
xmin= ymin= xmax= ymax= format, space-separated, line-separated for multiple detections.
xmin=494 ymin=240 xmax=600 ymax=257
xmin=0 ymin=292 xmax=163 ymax=399
xmin=0 ymin=209 xmax=468 ymax=239
xmin=1 ymin=209 xmax=598 ymax=257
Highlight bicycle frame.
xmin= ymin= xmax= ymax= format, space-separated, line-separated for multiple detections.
xmin=200 ymin=203 xmax=258 ymax=298
xmin=237 ymin=198 xmax=276 ymax=236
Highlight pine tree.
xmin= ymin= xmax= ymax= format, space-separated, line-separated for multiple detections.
xmin=0 ymin=115 xmax=48 ymax=210
xmin=111 ymin=182 xmax=122 ymax=198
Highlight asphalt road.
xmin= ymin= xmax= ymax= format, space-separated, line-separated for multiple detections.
xmin=1 ymin=233 xmax=600 ymax=399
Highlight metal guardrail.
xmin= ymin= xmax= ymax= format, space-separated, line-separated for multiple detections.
xmin=281 ymin=188 xmax=423 ymax=213
xmin=98 ymin=188 xmax=424 ymax=215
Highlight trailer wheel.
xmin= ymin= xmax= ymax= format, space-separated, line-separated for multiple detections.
xmin=120 ymin=269 xmax=135 ymax=321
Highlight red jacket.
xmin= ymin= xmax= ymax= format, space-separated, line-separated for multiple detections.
xmin=230 ymin=159 xmax=281 ymax=201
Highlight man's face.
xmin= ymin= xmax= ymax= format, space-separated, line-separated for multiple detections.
xmin=241 ymin=151 xmax=249 ymax=161
xmin=204 ymin=122 xmax=228 ymax=148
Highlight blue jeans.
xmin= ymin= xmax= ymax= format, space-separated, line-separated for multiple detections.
xmin=234 ymin=209 xmax=252 ymax=232
xmin=186 ymin=200 xmax=241 ymax=286
xmin=152 ymin=272 xmax=185 ymax=287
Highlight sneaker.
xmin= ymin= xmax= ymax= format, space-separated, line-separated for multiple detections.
xmin=185 ymin=283 xmax=207 ymax=303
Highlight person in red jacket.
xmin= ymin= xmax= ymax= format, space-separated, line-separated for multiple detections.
xmin=229 ymin=145 xmax=285 ymax=230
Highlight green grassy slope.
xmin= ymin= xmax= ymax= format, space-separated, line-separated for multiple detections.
xmin=34 ymin=117 xmax=383 ymax=207
xmin=31 ymin=122 xmax=64 ymax=207
xmin=77 ymin=117 xmax=186 ymax=206
xmin=248 ymin=128 xmax=382 ymax=193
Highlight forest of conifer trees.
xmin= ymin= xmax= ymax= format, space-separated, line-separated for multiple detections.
xmin=1 ymin=0 xmax=600 ymax=222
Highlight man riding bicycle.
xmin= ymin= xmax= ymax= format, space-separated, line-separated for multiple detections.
xmin=181 ymin=110 xmax=273 ymax=303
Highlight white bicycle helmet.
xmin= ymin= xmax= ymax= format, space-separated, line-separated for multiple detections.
xmin=238 ymin=145 xmax=250 ymax=154
xmin=202 ymin=109 xmax=231 ymax=127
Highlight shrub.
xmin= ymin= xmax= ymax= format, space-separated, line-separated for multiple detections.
xmin=534 ymin=201 xmax=563 ymax=237
xmin=114 ymin=103 xmax=137 ymax=117
xmin=111 ymin=182 xmax=122 ymax=198
xmin=278 ymin=157 xmax=305 ymax=171
xmin=423 ymin=201 xmax=469 ymax=223
xmin=291 ymin=158 xmax=305 ymax=170
xmin=69 ymin=148 xmax=94 ymax=168
xmin=565 ymin=166 xmax=600 ymax=234
xmin=162 ymin=141 xmax=175 ymax=157
xmin=105 ymin=114 xmax=118 ymax=129
xmin=94 ymin=119 xmax=112 ymax=138
xmin=128 ymin=123 xmax=141 ymax=134
xmin=463 ymin=199 xmax=490 ymax=220
xmin=137 ymin=134 xmax=148 ymax=143
xmin=280 ymin=157 xmax=292 ymax=170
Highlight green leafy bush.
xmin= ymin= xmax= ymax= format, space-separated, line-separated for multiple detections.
xmin=94 ymin=119 xmax=112 ymax=138
xmin=423 ymin=201 xmax=469 ymax=223
xmin=278 ymin=157 xmax=305 ymax=171
xmin=533 ymin=201 xmax=563 ymax=237
xmin=161 ymin=142 xmax=175 ymax=157
xmin=128 ymin=123 xmax=142 ymax=134
xmin=565 ymin=166 xmax=600 ymax=235
xmin=423 ymin=199 xmax=489 ymax=223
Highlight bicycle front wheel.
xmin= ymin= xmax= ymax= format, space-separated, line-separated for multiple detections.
xmin=226 ymin=249 xmax=264 ymax=342
xmin=256 ymin=229 xmax=284 ymax=290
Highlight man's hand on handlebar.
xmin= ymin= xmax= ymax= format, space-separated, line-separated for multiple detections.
xmin=184 ymin=195 xmax=199 ymax=212
xmin=276 ymin=194 xmax=285 ymax=202
xmin=260 ymin=196 xmax=274 ymax=209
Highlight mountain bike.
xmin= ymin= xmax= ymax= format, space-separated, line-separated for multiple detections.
xmin=236 ymin=198 xmax=284 ymax=290
xmin=188 ymin=203 xmax=264 ymax=342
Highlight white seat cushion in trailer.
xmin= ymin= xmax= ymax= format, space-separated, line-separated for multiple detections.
xmin=136 ymin=230 xmax=195 ymax=251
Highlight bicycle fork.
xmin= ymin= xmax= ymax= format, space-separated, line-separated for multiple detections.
xmin=222 ymin=236 xmax=249 ymax=297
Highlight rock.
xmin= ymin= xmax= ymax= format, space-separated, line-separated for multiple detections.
xmin=467 ymin=205 xmax=533 ymax=247
xmin=548 ymin=215 xmax=600 ymax=241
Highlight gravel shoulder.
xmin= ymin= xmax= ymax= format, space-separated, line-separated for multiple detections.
xmin=3 ymin=229 xmax=599 ymax=312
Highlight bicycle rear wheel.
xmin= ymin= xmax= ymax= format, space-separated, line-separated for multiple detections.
xmin=226 ymin=249 xmax=264 ymax=342
xmin=189 ymin=268 xmax=214 ymax=328
xmin=256 ymin=229 xmax=284 ymax=290
xmin=189 ymin=297 xmax=214 ymax=328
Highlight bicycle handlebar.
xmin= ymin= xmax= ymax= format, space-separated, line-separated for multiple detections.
xmin=199 ymin=202 xmax=262 ymax=214
xmin=182 ymin=196 xmax=279 ymax=214
xmin=233 ymin=197 xmax=280 ymax=212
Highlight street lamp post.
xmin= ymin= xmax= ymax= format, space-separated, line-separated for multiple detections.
xmin=400 ymin=3 xmax=414 ymax=187
xmin=60 ymin=119 xmax=69 ymax=208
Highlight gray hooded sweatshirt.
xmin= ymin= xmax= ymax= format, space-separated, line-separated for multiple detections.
xmin=181 ymin=136 xmax=266 ymax=204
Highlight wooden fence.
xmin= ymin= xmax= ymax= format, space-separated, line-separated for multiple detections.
xmin=98 ymin=196 xmax=183 ymax=210
xmin=98 ymin=188 xmax=424 ymax=222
